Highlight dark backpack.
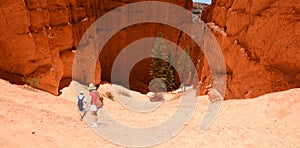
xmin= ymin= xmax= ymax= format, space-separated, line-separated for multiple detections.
xmin=77 ymin=96 xmax=85 ymax=111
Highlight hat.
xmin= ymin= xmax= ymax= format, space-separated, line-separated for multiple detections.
xmin=80 ymin=91 xmax=84 ymax=94
xmin=88 ymin=83 xmax=97 ymax=90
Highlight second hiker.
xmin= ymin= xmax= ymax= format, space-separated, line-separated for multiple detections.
xmin=77 ymin=91 xmax=87 ymax=120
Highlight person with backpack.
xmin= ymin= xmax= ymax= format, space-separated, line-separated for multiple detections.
xmin=88 ymin=83 xmax=104 ymax=128
xmin=77 ymin=91 xmax=87 ymax=120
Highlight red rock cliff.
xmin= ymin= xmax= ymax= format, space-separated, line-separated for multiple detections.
xmin=0 ymin=0 xmax=193 ymax=95
xmin=200 ymin=0 xmax=300 ymax=99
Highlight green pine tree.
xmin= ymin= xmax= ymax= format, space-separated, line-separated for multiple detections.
xmin=178 ymin=46 xmax=191 ymax=91
xmin=183 ymin=46 xmax=191 ymax=79
xmin=149 ymin=33 xmax=177 ymax=92
xmin=149 ymin=33 xmax=168 ymax=92
xmin=165 ymin=48 xmax=176 ymax=91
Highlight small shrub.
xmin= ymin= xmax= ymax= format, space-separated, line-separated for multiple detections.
xmin=22 ymin=76 xmax=39 ymax=91
xmin=106 ymin=91 xmax=115 ymax=101
xmin=118 ymin=90 xmax=131 ymax=97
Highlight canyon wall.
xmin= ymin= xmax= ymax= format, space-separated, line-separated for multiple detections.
xmin=0 ymin=0 xmax=194 ymax=95
xmin=2 ymin=0 xmax=298 ymax=99
xmin=200 ymin=0 xmax=300 ymax=99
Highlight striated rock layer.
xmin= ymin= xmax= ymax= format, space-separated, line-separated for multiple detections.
xmin=200 ymin=0 xmax=300 ymax=99
xmin=0 ymin=0 xmax=194 ymax=95
xmin=3 ymin=0 xmax=298 ymax=99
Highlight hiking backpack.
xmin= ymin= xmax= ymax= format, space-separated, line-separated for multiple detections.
xmin=91 ymin=91 xmax=104 ymax=108
xmin=77 ymin=96 xmax=85 ymax=111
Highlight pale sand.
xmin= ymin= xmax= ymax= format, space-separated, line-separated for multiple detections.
xmin=0 ymin=79 xmax=299 ymax=147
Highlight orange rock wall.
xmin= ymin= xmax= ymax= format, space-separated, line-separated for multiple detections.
xmin=0 ymin=0 xmax=193 ymax=95
xmin=200 ymin=0 xmax=300 ymax=99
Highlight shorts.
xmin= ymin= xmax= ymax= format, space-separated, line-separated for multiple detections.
xmin=79 ymin=108 xmax=87 ymax=113
xmin=90 ymin=105 xmax=97 ymax=111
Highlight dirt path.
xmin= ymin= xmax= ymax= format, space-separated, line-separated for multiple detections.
xmin=0 ymin=79 xmax=299 ymax=147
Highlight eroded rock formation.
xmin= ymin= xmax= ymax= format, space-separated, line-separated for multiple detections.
xmin=0 ymin=0 xmax=194 ymax=95
xmin=200 ymin=0 xmax=300 ymax=99
xmin=2 ymin=0 xmax=298 ymax=99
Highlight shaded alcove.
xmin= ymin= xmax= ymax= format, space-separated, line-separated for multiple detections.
xmin=98 ymin=22 xmax=203 ymax=94
xmin=128 ymin=57 xmax=182 ymax=94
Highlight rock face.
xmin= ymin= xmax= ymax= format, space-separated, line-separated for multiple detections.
xmin=200 ymin=0 xmax=300 ymax=99
xmin=4 ymin=0 xmax=297 ymax=99
xmin=0 ymin=0 xmax=193 ymax=95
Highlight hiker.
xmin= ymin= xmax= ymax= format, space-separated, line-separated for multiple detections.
xmin=88 ymin=83 xmax=103 ymax=128
xmin=77 ymin=91 xmax=87 ymax=120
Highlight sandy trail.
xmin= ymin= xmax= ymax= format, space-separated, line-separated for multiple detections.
xmin=0 ymin=79 xmax=299 ymax=147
